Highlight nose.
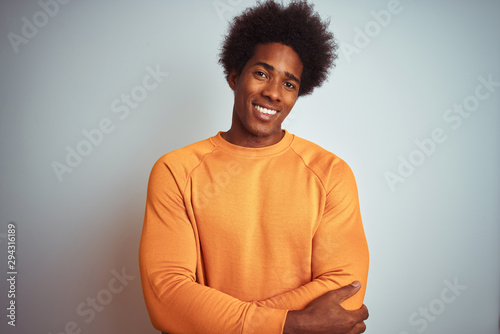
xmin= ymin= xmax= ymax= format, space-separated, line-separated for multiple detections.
xmin=261 ymin=79 xmax=281 ymax=102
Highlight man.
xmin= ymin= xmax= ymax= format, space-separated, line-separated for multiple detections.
xmin=139 ymin=1 xmax=369 ymax=333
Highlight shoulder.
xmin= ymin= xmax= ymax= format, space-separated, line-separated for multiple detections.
xmin=149 ymin=137 xmax=217 ymax=187
xmin=290 ymin=135 xmax=356 ymax=189
xmin=158 ymin=137 xmax=216 ymax=167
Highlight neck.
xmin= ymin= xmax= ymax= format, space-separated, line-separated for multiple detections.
xmin=221 ymin=128 xmax=285 ymax=148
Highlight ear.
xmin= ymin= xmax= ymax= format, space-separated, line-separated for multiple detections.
xmin=227 ymin=69 xmax=239 ymax=91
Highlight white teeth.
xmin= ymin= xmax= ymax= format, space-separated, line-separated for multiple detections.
xmin=255 ymin=105 xmax=277 ymax=115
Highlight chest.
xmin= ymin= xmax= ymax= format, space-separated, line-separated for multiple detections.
xmin=189 ymin=159 xmax=326 ymax=240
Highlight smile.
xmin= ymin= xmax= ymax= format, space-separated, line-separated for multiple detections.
xmin=254 ymin=104 xmax=278 ymax=115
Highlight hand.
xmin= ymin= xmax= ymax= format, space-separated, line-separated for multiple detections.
xmin=283 ymin=282 xmax=368 ymax=334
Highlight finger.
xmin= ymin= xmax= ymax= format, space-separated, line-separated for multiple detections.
xmin=350 ymin=304 xmax=369 ymax=321
xmin=357 ymin=321 xmax=367 ymax=333
xmin=360 ymin=304 xmax=369 ymax=320
xmin=346 ymin=321 xmax=366 ymax=334
xmin=334 ymin=281 xmax=362 ymax=304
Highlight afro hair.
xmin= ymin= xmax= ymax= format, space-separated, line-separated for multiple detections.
xmin=219 ymin=0 xmax=337 ymax=96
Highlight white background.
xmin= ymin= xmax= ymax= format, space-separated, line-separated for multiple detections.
xmin=0 ymin=0 xmax=499 ymax=333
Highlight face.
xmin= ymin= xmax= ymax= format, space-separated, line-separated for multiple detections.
xmin=225 ymin=43 xmax=303 ymax=147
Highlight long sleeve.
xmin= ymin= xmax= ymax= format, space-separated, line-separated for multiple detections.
xmin=139 ymin=132 xmax=369 ymax=332
xmin=256 ymin=158 xmax=369 ymax=311
xmin=139 ymin=158 xmax=287 ymax=334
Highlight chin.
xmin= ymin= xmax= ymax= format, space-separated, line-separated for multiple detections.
xmin=251 ymin=127 xmax=281 ymax=138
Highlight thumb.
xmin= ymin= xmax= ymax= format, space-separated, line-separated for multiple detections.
xmin=334 ymin=281 xmax=362 ymax=304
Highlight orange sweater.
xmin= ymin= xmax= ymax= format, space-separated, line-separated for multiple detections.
xmin=139 ymin=130 xmax=369 ymax=334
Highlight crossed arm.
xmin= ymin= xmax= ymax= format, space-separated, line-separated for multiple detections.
xmin=283 ymin=282 xmax=369 ymax=334
xmin=139 ymin=160 xmax=369 ymax=333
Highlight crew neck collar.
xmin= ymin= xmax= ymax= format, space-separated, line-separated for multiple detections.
xmin=210 ymin=130 xmax=294 ymax=157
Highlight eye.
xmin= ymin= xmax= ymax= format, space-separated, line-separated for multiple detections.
xmin=254 ymin=71 xmax=268 ymax=79
xmin=284 ymin=82 xmax=296 ymax=90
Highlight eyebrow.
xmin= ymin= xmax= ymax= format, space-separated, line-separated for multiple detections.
xmin=253 ymin=61 xmax=301 ymax=84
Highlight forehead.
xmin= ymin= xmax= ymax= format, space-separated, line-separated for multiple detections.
xmin=247 ymin=43 xmax=303 ymax=79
